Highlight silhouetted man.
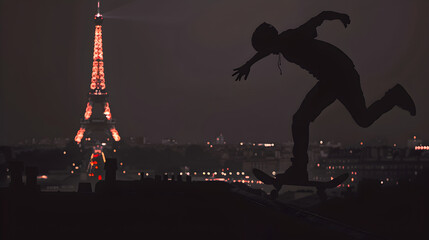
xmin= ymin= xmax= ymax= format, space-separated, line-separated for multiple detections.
xmin=233 ymin=11 xmax=416 ymax=184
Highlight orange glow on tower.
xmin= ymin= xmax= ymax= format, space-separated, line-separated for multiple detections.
xmin=110 ymin=128 xmax=120 ymax=142
xmin=74 ymin=128 xmax=86 ymax=144
xmin=104 ymin=102 xmax=112 ymax=120
xmin=91 ymin=25 xmax=106 ymax=93
xmin=84 ymin=102 xmax=93 ymax=120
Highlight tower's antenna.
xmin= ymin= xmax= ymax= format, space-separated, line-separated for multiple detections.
xmin=94 ymin=0 xmax=103 ymax=24
xmin=97 ymin=0 xmax=101 ymax=15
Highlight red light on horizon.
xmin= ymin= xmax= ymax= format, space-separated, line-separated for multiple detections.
xmin=98 ymin=175 xmax=102 ymax=180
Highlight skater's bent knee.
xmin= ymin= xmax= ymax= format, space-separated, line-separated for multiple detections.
xmin=293 ymin=112 xmax=314 ymax=124
xmin=355 ymin=118 xmax=371 ymax=128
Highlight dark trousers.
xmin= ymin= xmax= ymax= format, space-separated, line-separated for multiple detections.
xmin=292 ymin=71 xmax=396 ymax=165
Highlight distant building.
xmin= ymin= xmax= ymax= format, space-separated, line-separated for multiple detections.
xmin=215 ymin=133 xmax=226 ymax=145
xmin=312 ymin=144 xmax=429 ymax=188
xmin=162 ymin=138 xmax=177 ymax=145
xmin=127 ymin=136 xmax=147 ymax=146
xmin=407 ymin=135 xmax=422 ymax=148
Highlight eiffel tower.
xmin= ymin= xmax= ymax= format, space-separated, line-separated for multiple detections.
xmin=74 ymin=0 xmax=120 ymax=175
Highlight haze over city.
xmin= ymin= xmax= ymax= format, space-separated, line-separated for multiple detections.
xmin=1 ymin=0 xmax=428 ymax=146
xmin=2 ymin=1 xmax=429 ymax=239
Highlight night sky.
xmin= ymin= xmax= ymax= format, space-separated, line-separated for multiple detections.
xmin=1 ymin=0 xmax=428 ymax=146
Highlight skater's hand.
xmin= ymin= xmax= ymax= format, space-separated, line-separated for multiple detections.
xmin=339 ymin=13 xmax=350 ymax=28
xmin=232 ymin=64 xmax=251 ymax=81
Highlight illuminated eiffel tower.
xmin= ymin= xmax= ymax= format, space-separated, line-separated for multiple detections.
xmin=74 ymin=0 xmax=120 ymax=175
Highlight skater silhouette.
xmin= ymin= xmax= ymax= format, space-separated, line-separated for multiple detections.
xmin=233 ymin=11 xmax=416 ymax=184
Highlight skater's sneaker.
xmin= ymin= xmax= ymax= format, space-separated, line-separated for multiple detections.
xmin=388 ymin=84 xmax=416 ymax=116
xmin=277 ymin=162 xmax=308 ymax=186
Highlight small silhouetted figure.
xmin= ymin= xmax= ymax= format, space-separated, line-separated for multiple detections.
xmin=233 ymin=11 xmax=416 ymax=184
xmin=104 ymin=158 xmax=118 ymax=184
xmin=25 ymin=166 xmax=39 ymax=191
xmin=8 ymin=161 xmax=24 ymax=189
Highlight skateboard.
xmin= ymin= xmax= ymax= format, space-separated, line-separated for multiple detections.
xmin=252 ymin=168 xmax=349 ymax=200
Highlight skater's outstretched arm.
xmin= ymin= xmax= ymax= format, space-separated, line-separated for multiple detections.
xmin=232 ymin=51 xmax=271 ymax=81
xmin=297 ymin=11 xmax=350 ymax=38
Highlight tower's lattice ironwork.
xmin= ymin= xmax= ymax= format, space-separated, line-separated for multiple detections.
xmin=74 ymin=0 xmax=120 ymax=174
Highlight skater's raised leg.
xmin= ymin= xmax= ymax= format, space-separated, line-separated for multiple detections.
xmin=338 ymin=77 xmax=416 ymax=128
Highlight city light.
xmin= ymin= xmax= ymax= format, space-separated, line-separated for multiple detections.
xmin=257 ymin=143 xmax=275 ymax=147
xmin=415 ymin=146 xmax=429 ymax=150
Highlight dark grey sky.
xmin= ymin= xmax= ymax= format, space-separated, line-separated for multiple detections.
xmin=1 ymin=0 xmax=428 ymax=146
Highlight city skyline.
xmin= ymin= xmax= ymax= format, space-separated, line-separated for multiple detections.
xmin=11 ymin=133 xmax=424 ymax=148
xmin=1 ymin=0 xmax=428 ymax=147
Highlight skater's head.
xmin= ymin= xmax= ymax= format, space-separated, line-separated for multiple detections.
xmin=252 ymin=22 xmax=279 ymax=53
